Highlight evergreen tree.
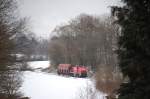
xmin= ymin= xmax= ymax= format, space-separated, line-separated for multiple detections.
xmin=0 ymin=0 xmax=26 ymax=69
xmin=0 ymin=0 xmax=15 ymax=69
xmin=0 ymin=0 xmax=27 ymax=98
xmin=112 ymin=0 xmax=150 ymax=99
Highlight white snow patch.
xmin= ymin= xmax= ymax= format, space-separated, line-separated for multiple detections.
xmin=28 ymin=61 xmax=50 ymax=69
xmin=21 ymin=61 xmax=104 ymax=99
xmin=21 ymin=71 xmax=91 ymax=99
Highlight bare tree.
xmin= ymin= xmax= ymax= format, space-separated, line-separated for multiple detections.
xmin=76 ymin=80 xmax=103 ymax=99
xmin=49 ymin=14 xmax=119 ymax=71
xmin=0 ymin=70 xmax=23 ymax=99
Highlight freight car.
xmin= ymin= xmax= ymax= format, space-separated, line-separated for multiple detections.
xmin=57 ymin=64 xmax=88 ymax=77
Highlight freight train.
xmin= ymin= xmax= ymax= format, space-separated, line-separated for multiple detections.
xmin=57 ymin=64 xmax=88 ymax=77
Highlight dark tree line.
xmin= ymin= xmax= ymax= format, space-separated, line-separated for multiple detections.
xmin=14 ymin=32 xmax=49 ymax=61
xmin=111 ymin=0 xmax=150 ymax=99
xmin=32 ymin=37 xmax=49 ymax=60
xmin=49 ymin=14 xmax=119 ymax=70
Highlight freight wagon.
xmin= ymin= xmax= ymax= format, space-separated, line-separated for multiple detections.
xmin=57 ymin=64 xmax=88 ymax=77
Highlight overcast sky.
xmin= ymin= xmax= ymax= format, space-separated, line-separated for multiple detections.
xmin=18 ymin=0 xmax=121 ymax=38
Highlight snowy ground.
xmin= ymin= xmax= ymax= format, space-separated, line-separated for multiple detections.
xmin=27 ymin=61 xmax=50 ymax=69
xmin=21 ymin=61 xmax=104 ymax=99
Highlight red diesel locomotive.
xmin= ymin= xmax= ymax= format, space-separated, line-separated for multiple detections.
xmin=57 ymin=64 xmax=88 ymax=77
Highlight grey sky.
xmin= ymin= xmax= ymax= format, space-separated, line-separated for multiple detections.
xmin=18 ymin=0 xmax=121 ymax=38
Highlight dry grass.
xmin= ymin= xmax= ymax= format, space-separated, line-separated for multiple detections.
xmin=95 ymin=65 xmax=123 ymax=98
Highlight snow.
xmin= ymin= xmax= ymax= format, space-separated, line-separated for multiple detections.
xmin=27 ymin=61 xmax=50 ymax=69
xmin=21 ymin=61 xmax=104 ymax=99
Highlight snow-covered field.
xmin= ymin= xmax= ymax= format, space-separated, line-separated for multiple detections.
xmin=27 ymin=61 xmax=50 ymax=69
xmin=21 ymin=61 xmax=103 ymax=99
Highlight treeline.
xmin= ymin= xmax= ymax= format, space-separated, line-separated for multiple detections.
xmin=49 ymin=14 xmax=119 ymax=70
xmin=13 ymin=32 xmax=49 ymax=61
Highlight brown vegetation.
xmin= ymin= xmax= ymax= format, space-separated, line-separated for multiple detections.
xmin=95 ymin=65 xmax=123 ymax=99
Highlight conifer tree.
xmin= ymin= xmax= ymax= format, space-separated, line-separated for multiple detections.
xmin=112 ymin=0 xmax=150 ymax=99
xmin=0 ymin=0 xmax=27 ymax=98
xmin=0 ymin=0 xmax=26 ymax=70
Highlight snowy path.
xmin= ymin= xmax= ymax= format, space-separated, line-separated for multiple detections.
xmin=21 ymin=61 xmax=103 ymax=99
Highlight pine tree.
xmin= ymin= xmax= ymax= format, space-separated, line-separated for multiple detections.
xmin=0 ymin=0 xmax=27 ymax=98
xmin=0 ymin=0 xmax=26 ymax=69
xmin=0 ymin=0 xmax=16 ymax=70
xmin=112 ymin=0 xmax=150 ymax=99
